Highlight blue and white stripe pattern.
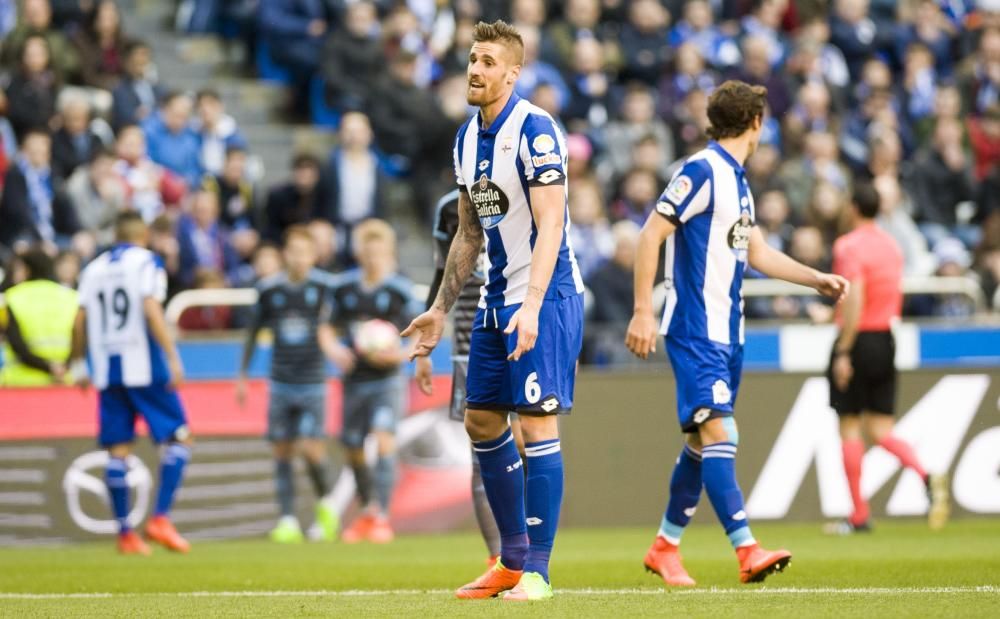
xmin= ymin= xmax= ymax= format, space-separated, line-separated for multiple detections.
xmin=524 ymin=438 xmax=561 ymax=458
xmin=702 ymin=442 xmax=738 ymax=460
xmin=472 ymin=428 xmax=516 ymax=453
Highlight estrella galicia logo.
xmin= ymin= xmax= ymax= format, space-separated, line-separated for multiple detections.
xmin=727 ymin=212 xmax=752 ymax=261
xmin=470 ymin=173 xmax=510 ymax=229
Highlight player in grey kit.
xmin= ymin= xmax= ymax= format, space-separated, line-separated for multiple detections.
xmin=415 ymin=189 xmax=524 ymax=565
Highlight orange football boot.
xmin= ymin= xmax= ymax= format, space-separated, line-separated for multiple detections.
xmin=117 ymin=531 xmax=152 ymax=556
xmin=455 ymin=560 xmax=523 ymax=599
xmin=145 ymin=515 xmax=190 ymax=553
xmin=341 ymin=513 xmax=375 ymax=544
xmin=367 ymin=515 xmax=395 ymax=544
xmin=737 ymin=543 xmax=791 ymax=583
xmin=644 ymin=536 xmax=696 ymax=586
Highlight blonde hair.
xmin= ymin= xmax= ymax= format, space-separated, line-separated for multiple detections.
xmin=351 ymin=218 xmax=397 ymax=252
xmin=472 ymin=20 xmax=525 ymax=65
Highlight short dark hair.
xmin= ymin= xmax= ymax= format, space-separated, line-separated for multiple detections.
xmin=851 ymin=182 xmax=881 ymax=219
xmin=291 ymin=152 xmax=321 ymax=170
xmin=706 ymin=80 xmax=768 ymax=140
xmin=472 ymin=20 xmax=525 ymax=65
xmin=196 ymin=88 xmax=221 ymax=103
xmin=20 ymin=246 xmax=55 ymax=281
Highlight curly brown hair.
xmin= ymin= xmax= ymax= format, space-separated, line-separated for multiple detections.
xmin=706 ymin=80 xmax=768 ymax=140
xmin=472 ymin=20 xmax=525 ymax=65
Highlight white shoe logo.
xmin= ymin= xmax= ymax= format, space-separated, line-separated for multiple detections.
xmin=732 ymin=510 xmax=747 ymax=521
xmin=684 ymin=507 xmax=697 ymax=517
xmin=526 ymin=517 xmax=543 ymax=526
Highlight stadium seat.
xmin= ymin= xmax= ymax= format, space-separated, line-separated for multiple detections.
xmin=255 ymin=40 xmax=292 ymax=84
xmin=309 ymin=77 xmax=341 ymax=130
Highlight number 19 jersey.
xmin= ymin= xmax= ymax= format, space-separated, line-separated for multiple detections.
xmin=78 ymin=243 xmax=170 ymax=390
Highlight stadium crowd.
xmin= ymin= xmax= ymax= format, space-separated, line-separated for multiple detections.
xmin=1 ymin=0 xmax=1000 ymax=350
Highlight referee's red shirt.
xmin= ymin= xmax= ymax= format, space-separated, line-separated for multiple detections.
xmin=831 ymin=222 xmax=903 ymax=331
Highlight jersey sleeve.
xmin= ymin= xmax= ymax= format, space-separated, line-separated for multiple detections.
xmin=139 ymin=255 xmax=168 ymax=302
xmin=655 ymin=159 xmax=712 ymax=226
xmin=519 ymin=113 xmax=566 ymax=187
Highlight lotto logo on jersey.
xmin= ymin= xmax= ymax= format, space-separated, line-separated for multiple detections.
xmin=664 ymin=175 xmax=693 ymax=204
xmin=470 ymin=173 xmax=511 ymax=229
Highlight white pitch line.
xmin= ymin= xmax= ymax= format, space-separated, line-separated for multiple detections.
xmin=1 ymin=586 xmax=996 ymax=600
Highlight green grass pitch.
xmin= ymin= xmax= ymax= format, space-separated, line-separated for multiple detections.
xmin=2 ymin=520 xmax=999 ymax=617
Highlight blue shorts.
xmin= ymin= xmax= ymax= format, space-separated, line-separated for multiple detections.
xmin=99 ymin=384 xmax=189 ymax=447
xmin=665 ymin=335 xmax=743 ymax=433
xmin=466 ymin=293 xmax=583 ymax=415
xmin=268 ymin=381 xmax=327 ymax=442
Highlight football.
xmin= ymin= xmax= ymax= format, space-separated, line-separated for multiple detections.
xmin=353 ymin=319 xmax=402 ymax=356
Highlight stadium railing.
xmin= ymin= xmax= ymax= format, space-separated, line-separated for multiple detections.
xmin=159 ymin=277 xmax=989 ymax=330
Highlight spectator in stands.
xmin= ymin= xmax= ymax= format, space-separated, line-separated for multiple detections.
xmin=250 ymin=242 xmax=282 ymax=283
xmin=142 ymin=91 xmax=203 ymax=187
xmin=259 ymin=0 xmax=328 ymax=119
xmin=785 ymin=18 xmax=850 ymax=97
xmin=321 ymin=0 xmax=383 ymax=112
xmin=177 ymin=268 xmax=233 ymax=331
xmin=957 ymin=26 xmax=1000 ymax=116
xmin=111 ymin=40 xmax=163 ymax=131
xmin=176 ymin=190 xmax=242 ymax=288
xmin=568 ymin=175 xmax=614 ymax=280
xmin=755 ymin=189 xmax=794 ymax=252
xmin=584 ymin=220 xmax=640 ymax=365
xmin=784 ymin=81 xmax=836 ymax=154
xmin=829 ymin=0 xmax=888 ymax=81
xmin=148 ymin=214 xmax=182 ymax=297
xmin=5 ymin=35 xmax=59 ymax=141
xmin=542 ymin=0 xmax=610 ymax=72
xmin=909 ymin=116 xmax=977 ymax=247
xmin=514 ymin=25 xmax=570 ymax=112
xmin=805 ymin=180 xmax=847 ymax=244
xmin=264 ymin=152 xmax=331 ymax=243
xmin=308 ymin=218 xmax=340 ymax=272
xmin=778 ymin=131 xmax=850 ymax=215
xmin=746 ymin=142 xmax=782 ymax=196
xmin=72 ymin=0 xmax=132 ymax=91
xmin=0 ymin=92 xmax=19 ymax=189
xmin=668 ymin=0 xmax=741 ymax=70
xmin=53 ymin=248 xmax=80 ymax=288
xmin=729 ymin=34 xmax=791 ymax=118
xmin=926 ymin=237 xmax=977 ymax=317
xmin=900 ymin=42 xmax=939 ymax=130
xmin=113 ymin=124 xmax=185 ymax=222
xmin=895 ymin=0 xmax=956 ymax=77
xmin=968 ymin=104 xmax=1000 ymax=183
xmin=0 ymin=129 xmax=80 ymax=250
xmin=327 ymin=112 xmax=385 ymax=254
xmin=657 ymin=42 xmax=717 ymax=122
xmin=51 ymin=93 xmax=106 ymax=181
xmin=65 ymin=148 xmax=125 ymax=248
xmin=670 ymin=88 xmax=711 ymax=155
xmin=0 ymin=0 xmax=79 ymax=81
xmin=872 ymin=173 xmax=936 ymax=276
xmin=601 ymin=84 xmax=674 ymax=189
xmin=562 ymin=37 xmax=615 ymax=131
xmin=610 ymin=167 xmax=659 ymax=227
xmin=618 ymin=0 xmax=671 ymax=86
xmin=194 ymin=89 xmax=247 ymax=177
xmin=202 ymin=145 xmax=259 ymax=231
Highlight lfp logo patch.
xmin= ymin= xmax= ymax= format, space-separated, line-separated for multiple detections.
xmin=664 ymin=175 xmax=693 ymax=205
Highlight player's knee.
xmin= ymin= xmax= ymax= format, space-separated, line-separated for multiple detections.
xmin=517 ymin=414 xmax=558 ymax=444
xmin=272 ymin=441 xmax=294 ymax=459
xmin=107 ymin=443 xmax=131 ymax=459
xmin=464 ymin=409 xmax=505 ymax=442
xmin=697 ymin=416 xmax=730 ymax=445
xmin=839 ymin=415 xmax=863 ymax=441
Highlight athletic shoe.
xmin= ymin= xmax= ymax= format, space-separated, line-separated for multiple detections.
xmin=823 ymin=519 xmax=873 ymax=536
xmin=341 ymin=513 xmax=375 ymax=544
xmin=503 ymin=572 xmax=554 ymax=602
xmin=367 ymin=515 xmax=394 ymax=544
xmin=644 ymin=536 xmax=696 ymax=586
xmin=736 ymin=544 xmax=791 ymax=583
xmin=927 ymin=473 xmax=950 ymax=531
xmin=145 ymin=515 xmax=190 ymax=553
xmin=117 ymin=531 xmax=151 ymax=556
xmin=313 ymin=502 xmax=340 ymax=542
xmin=487 ymin=555 xmax=500 ymax=569
xmin=455 ymin=560 xmax=523 ymax=599
xmin=269 ymin=515 xmax=304 ymax=544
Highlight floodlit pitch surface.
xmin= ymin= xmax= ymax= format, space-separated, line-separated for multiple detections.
xmin=2 ymin=520 xmax=998 ymax=617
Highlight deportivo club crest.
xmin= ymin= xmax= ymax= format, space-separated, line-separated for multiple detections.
xmin=728 ymin=212 xmax=752 ymax=261
xmin=470 ymin=173 xmax=510 ymax=229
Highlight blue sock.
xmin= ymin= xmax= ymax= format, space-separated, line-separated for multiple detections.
xmin=105 ymin=456 xmax=130 ymax=534
xmin=275 ymin=459 xmax=295 ymax=517
xmin=523 ymin=439 xmax=563 ymax=583
xmin=702 ymin=442 xmax=756 ymax=548
xmin=473 ymin=427 xmax=528 ymax=570
xmin=660 ymin=444 xmax=702 ymax=544
xmin=155 ymin=443 xmax=190 ymax=516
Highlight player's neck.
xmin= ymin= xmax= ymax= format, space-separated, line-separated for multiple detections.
xmin=479 ymin=90 xmax=514 ymax=129
xmin=361 ymin=267 xmax=391 ymax=287
xmin=714 ymin=137 xmax=751 ymax=166
xmin=287 ymin=270 xmax=309 ymax=283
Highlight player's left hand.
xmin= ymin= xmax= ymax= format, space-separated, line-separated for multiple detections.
xmin=414 ymin=356 xmax=433 ymax=395
xmin=815 ymin=272 xmax=850 ymax=302
xmin=505 ymin=303 xmax=539 ymax=361
xmin=625 ymin=310 xmax=658 ymax=359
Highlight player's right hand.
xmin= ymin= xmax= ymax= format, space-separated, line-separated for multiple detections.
xmin=625 ymin=310 xmax=658 ymax=360
xmin=401 ymin=309 xmax=446 ymax=360
xmin=414 ymin=356 xmax=433 ymax=395
xmin=168 ymin=356 xmax=185 ymax=389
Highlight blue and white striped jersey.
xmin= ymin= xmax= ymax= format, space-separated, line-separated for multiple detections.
xmin=453 ymin=93 xmax=584 ymax=309
xmin=77 ymin=244 xmax=170 ymax=390
xmin=655 ymin=141 xmax=756 ymax=346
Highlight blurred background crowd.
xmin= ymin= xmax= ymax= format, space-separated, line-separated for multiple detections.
xmin=1 ymin=0 xmax=999 ymax=363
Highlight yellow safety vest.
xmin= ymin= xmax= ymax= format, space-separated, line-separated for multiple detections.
xmin=0 ymin=280 xmax=79 ymax=386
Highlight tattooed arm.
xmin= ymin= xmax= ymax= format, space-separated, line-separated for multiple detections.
xmin=402 ymin=191 xmax=483 ymax=358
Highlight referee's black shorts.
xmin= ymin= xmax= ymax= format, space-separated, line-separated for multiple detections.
xmin=827 ymin=330 xmax=897 ymax=416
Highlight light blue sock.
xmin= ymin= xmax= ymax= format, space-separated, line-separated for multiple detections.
xmin=523 ymin=439 xmax=563 ymax=583
xmin=660 ymin=444 xmax=702 ymax=544
xmin=155 ymin=443 xmax=190 ymax=516
xmin=473 ymin=427 xmax=528 ymax=570
xmin=702 ymin=442 xmax=756 ymax=548
xmin=105 ymin=456 xmax=130 ymax=534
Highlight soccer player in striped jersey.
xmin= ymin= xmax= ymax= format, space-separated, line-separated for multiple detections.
xmin=414 ymin=189 xmax=524 ymax=567
xmin=70 ymin=212 xmax=193 ymax=555
xmin=404 ymin=20 xmax=584 ymax=601
xmin=626 ymin=81 xmax=849 ymax=586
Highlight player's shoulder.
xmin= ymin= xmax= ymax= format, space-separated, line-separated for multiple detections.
xmin=306 ymin=268 xmax=337 ymax=288
xmin=675 ymin=151 xmax=715 ymax=182
xmin=516 ymin=101 xmax=562 ymax=139
xmin=327 ymin=268 xmax=362 ymax=293
xmin=255 ymin=271 xmax=287 ymax=293
xmin=454 ymin=114 xmax=477 ymax=146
